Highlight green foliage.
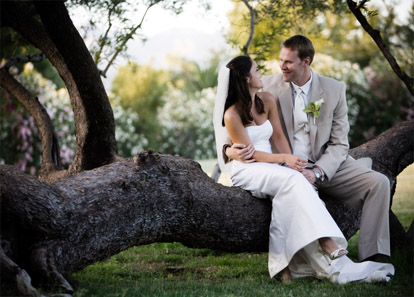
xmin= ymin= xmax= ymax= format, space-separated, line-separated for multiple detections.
xmin=159 ymin=87 xmax=216 ymax=159
xmin=351 ymin=55 xmax=414 ymax=145
xmin=227 ymin=0 xmax=413 ymax=70
xmin=111 ymin=96 xmax=149 ymax=157
xmin=375 ymin=1 xmax=414 ymax=77
xmin=169 ymin=56 xmax=221 ymax=95
xmin=112 ymin=62 xmax=169 ymax=112
xmin=309 ymin=10 xmax=379 ymax=68
xmin=111 ymin=55 xmax=220 ymax=159
xmin=156 ymin=56 xmax=221 ymax=159
xmin=310 ymin=54 xmax=367 ymax=145
xmin=111 ymin=61 xmax=169 ymax=150
xmin=227 ymin=0 xmax=348 ymax=63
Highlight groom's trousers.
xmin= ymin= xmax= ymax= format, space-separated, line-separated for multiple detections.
xmin=317 ymin=156 xmax=391 ymax=261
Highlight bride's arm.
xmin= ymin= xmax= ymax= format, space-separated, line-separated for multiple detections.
xmin=224 ymin=106 xmax=300 ymax=166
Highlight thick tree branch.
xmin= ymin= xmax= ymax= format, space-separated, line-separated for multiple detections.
xmin=1 ymin=1 xmax=88 ymax=177
xmin=0 ymin=67 xmax=66 ymax=181
xmin=347 ymin=0 xmax=414 ymax=96
xmin=349 ymin=120 xmax=414 ymax=249
xmin=349 ymin=120 xmax=414 ymax=194
xmin=34 ymin=1 xmax=119 ymax=170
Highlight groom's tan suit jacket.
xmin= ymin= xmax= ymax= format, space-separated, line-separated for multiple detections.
xmin=261 ymin=72 xmax=349 ymax=180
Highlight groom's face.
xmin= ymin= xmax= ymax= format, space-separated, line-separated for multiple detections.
xmin=279 ymin=47 xmax=309 ymax=86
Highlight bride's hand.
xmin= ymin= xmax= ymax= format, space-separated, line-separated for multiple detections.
xmin=226 ymin=143 xmax=255 ymax=163
xmin=284 ymin=154 xmax=307 ymax=171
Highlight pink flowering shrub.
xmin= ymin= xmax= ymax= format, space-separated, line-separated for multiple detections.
xmin=0 ymin=65 xmax=75 ymax=175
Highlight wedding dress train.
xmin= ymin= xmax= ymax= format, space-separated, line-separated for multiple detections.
xmin=230 ymin=120 xmax=394 ymax=283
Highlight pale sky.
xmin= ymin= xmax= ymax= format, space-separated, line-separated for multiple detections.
xmin=102 ymin=0 xmax=234 ymax=87
xmin=126 ymin=0 xmax=234 ymax=68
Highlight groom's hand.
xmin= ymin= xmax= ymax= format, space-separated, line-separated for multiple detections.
xmin=226 ymin=143 xmax=255 ymax=162
xmin=301 ymin=169 xmax=316 ymax=184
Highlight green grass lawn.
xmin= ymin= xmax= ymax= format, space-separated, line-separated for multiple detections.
xmin=67 ymin=163 xmax=414 ymax=297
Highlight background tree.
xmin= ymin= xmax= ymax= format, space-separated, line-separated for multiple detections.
xmin=111 ymin=62 xmax=169 ymax=150
xmin=0 ymin=0 xmax=187 ymax=180
xmin=67 ymin=0 xmax=186 ymax=77
xmin=346 ymin=0 xmax=413 ymax=95
xmin=110 ymin=55 xmax=220 ymax=159
xmin=158 ymin=55 xmax=220 ymax=159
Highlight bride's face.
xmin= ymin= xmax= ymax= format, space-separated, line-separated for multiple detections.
xmin=247 ymin=60 xmax=263 ymax=90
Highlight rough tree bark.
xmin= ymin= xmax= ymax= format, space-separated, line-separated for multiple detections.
xmin=1 ymin=121 xmax=413 ymax=296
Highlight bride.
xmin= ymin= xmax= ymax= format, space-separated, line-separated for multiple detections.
xmin=213 ymin=55 xmax=394 ymax=283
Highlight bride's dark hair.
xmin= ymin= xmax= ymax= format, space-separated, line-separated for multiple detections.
xmin=222 ymin=56 xmax=264 ymax=126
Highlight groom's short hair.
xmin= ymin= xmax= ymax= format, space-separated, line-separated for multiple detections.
xmin=282 ymin=35 xmax=315 ymax=65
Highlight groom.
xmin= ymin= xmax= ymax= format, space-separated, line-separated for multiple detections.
xmin=223 ymin=35 xmax=391 ymax=262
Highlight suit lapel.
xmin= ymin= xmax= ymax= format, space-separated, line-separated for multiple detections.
xmin=308 ymin=73 xmax=325 ymax=159
xmin=278 ymin=82 xmax=294 ymax=146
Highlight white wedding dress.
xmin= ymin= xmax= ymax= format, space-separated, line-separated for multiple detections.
xmin=231 ymin=120 xmax=395 ymax=283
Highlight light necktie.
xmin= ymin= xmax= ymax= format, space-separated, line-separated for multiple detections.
xmin=294 ymin=88 xmax=308 ymax=132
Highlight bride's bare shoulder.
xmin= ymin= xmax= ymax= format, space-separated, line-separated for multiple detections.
xmin=223 ymin=106 xmax=241 ymax=124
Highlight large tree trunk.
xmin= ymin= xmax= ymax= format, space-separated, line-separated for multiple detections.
xmin=1 ymin=121 xmax=413 ymax=296
xmin=33 ymin=1 xmax=119 ymax=170
xmin=1 ymin=1 xmax=119 ymax=179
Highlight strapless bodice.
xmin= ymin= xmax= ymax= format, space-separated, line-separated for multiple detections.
xmin=245 ymin=120 xmax=273 ymax=153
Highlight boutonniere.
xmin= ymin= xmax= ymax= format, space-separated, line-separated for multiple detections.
xmin=303 ymin=98 xmax=324 ymax=124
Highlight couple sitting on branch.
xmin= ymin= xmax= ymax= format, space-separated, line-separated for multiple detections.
xmin=213 ymin=35 xmax=394 ymax=283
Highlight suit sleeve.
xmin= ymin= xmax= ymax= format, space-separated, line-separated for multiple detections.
xmin=315 ymin=82 xmax=350 ymax=180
